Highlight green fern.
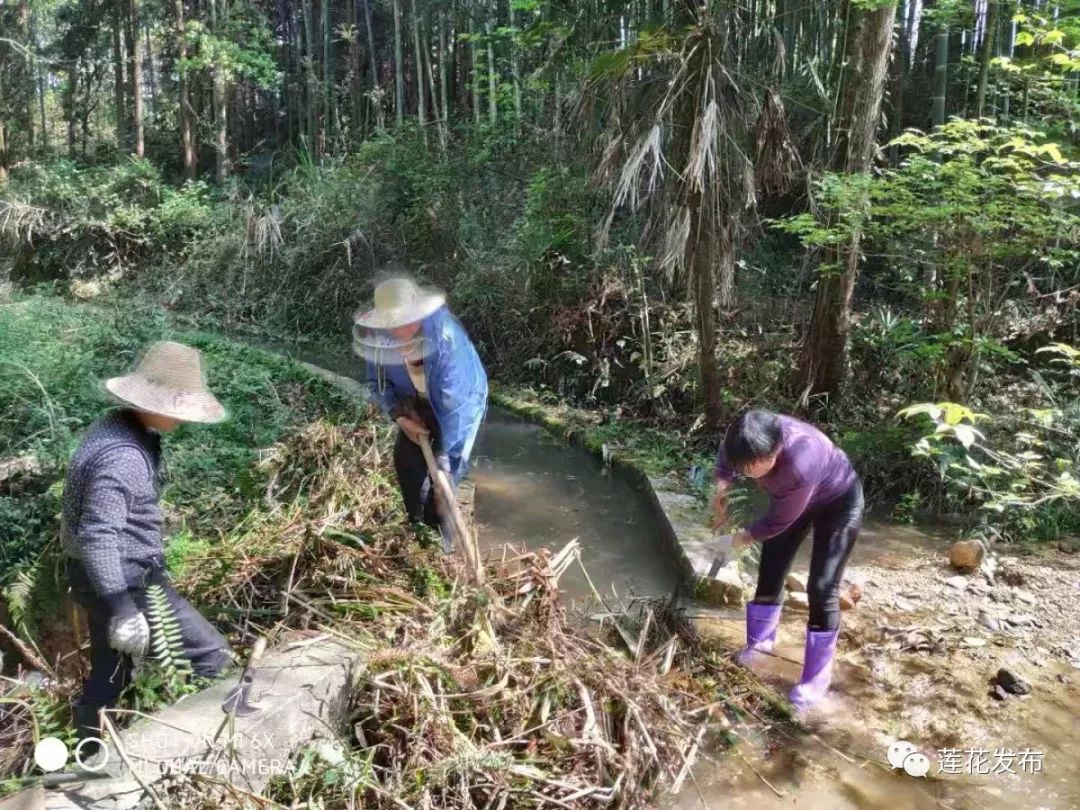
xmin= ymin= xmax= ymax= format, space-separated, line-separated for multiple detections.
xmin=2 ymin=567 xmax=36 ymax=636
xmin=144 ymin=584 xmax=194 ymax=693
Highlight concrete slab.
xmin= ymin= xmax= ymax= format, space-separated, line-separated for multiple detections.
xmin=648 ymin=476 xmax=749 ymax=607
xmin=44 ymin=639 xmax=360 ymax=810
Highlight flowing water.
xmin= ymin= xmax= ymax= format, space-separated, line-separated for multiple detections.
xmin=263 ymin=340 xmax=1080 ymax=810
xmin=470 ymin=407 xmax=679 ymax=605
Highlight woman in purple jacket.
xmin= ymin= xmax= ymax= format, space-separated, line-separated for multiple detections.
xmin=712 ymin=410 xmax=863 ymax=712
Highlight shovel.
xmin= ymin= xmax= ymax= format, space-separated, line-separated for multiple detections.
xmin=707 ymin=534 xmax=735 ymax=578
xmin=418 ymin=434 xmax=485 ymax=585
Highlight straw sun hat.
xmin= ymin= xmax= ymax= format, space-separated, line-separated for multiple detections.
xmin=105 ymin=341 xmax=226 ymax=424
xmin=353 ymin=277 xmax=445 ymax=355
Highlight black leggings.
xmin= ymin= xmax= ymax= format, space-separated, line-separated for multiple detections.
xmin=753 ymin=479 xmax=863 ymax=631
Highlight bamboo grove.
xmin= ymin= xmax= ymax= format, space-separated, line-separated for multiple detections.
xmin=0 ymin=1 xmax=1077 ymax=415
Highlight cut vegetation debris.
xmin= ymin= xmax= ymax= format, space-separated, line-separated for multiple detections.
xmin=1 ymin=298 xmax=780 ymax=808
xmin=164 ymin=420 xmax=777 ymax=809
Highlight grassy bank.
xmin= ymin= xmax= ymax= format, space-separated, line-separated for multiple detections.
xmin=1 ymin=295 xmax=782 ymax=807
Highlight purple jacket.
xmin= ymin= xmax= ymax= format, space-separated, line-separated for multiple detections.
xmin=715 ymin=415 xmax=857 ymax=542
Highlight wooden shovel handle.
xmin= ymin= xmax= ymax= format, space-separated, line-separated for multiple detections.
xmin=418 ymin=435 xmax=485 ymax=585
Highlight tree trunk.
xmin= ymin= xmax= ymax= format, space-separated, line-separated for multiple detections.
xmin=65 ymin=66 xmax=79 ymax=156
xmin=128 ymin=0 xmax=145 ymax=156
xmin=975 ymin=1 xmax=998 ymax=118
xmin=33 ymin=10 xmax=49 ymax=153
xmin=349 ymin=0 xmax=361 ymax=139
xmin=508 ymin=0 xmax=521 ymax=124
xmin=362 ymin=0 xmax=380 ymax=128
xmin=411 ymin=0 xmax=426 ymax=128
xmin=17 ymin=0 xmax=34 ymax=154
xmin=145 ymin=18 xmax=157 ymax=117
xmin=322 ymin=0 xmax=334 ymax=150
xmin=302 ymin=0 xmax=318 ymax=150
xmin=0 ymin=73 xmax=7 ymax=183
xmin=932 ymin=24 xmax=948 ymax=127
xmin=438 ymin=9 xmax=449 ymax=127
xmin=424 ymin=12 xmax=446 ymax=148
xmin=486 ymin=16 xmax=497 ymax=124
xmin=688 ymin=190 xmax=723 ymax=430
xmin=176 ymin=0 xmax=197 ymax=178
xmin=393 ymin=0 xmax=405 ymax=125
xmin=113 ymin=2 xmax=127 ymax=152
xmin=470 ymin=15 xmax=481 ymax=122
xmin=796 ymin=0 xmax=898 ymax=404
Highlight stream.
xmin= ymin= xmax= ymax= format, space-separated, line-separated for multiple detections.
xmin=265 ymin=339 xmax=1080 ymax=810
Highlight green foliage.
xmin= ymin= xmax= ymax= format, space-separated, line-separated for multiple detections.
xmin=145 ymin=584 xmax=195 ymax=686
xmin=182 ymin=6 xmax=280 ymax=88
xmin=898 ymin=397 xmax=1080 ymax=540
xmin=0 ymin=160 xmax=217 ymax=280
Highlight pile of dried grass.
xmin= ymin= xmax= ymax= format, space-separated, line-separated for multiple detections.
xmin=168 ymin=420 xmax=770 ymax=809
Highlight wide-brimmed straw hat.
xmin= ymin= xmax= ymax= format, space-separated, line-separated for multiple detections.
xmin=354 ymin=278 xmax=445 ymax=331
xmin=105 ymin=341 xmax=227 ymax=424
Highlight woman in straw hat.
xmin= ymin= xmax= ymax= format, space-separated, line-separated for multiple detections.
xmin=354 ymin=276 xmax=488 ymax=548
xmin=62 ymin=341 xmax=232 ymax=751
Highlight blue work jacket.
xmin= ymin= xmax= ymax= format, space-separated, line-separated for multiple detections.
xmin=363 ymin=306 xmax=488 ymax=485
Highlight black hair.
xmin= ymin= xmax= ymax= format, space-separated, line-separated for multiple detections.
xmin=723 ymin=410 xmax=783 ymax=468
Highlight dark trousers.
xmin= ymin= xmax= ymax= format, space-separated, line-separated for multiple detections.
xmin=393 ymin=400 xmax=444 ymax=528
xmin=752 ymin=479 xmax=864 ymax=631
xmin=68 ymin=558 xmax=231 ymax=738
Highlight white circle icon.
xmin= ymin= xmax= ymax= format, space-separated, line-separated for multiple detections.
xmin=903 ymin=752 xmax=931 ymax=778
xmin=33 ymin=737 xmax=69 ymax=772
xmin=887 ymin=740 xmax=918 ymax=769
xmin=74 ymin=738 xmax=111 ymax=772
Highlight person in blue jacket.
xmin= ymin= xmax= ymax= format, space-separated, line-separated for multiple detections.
xmin=353 ymin=276 xmax=488 ymax=549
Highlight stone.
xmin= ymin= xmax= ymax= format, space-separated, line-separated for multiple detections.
xmin=996 ymin=668 xmax=1032 ymax=696
xmin=945 ymin=575 xmax=970 ymax=590
xmin=1057 ymin=537 xmax=1080 ymax=554
xmin=1006 ymin=613 xmax=1037 ymax=627
xmin=894 ymin=597 xmax=916 ymax=612
xmin=963 ymin=637 xmax=988 ymax=648
xmin=991 ymin=684 xmax=1010 ymax=701
xmin=978 ymin=611 xmax=1000 ymax=632
xmin=785 ymin=572 xmax=808 ymax=593
xmin=950 ymin=540 xmax=985 ymax=570
xmin=1013 ymin=589 xmax=1037 ymax=605
xmin=785 ymin=591 xmax=810 ymax=611
xmin=839 ymin=584 xmax=861 ymax=611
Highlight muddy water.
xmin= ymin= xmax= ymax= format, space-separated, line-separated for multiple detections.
xmin=469 ymin=407 xmax=679 ymax=604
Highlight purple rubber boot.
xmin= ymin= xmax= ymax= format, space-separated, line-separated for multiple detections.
xmin=790 ymin=628 xmax=840 ymax=712
xmin=737 ymin=602 xmax=782 ymax=667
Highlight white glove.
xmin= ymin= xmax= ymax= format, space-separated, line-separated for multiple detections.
xmin=108 ymin=613 xmax=151 ymax=656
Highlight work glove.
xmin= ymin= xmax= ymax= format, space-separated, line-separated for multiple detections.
xmin=108 ymin=613 xmax=151 ymax=656
xmin=104 ymin=592 xmax=151 ymax=656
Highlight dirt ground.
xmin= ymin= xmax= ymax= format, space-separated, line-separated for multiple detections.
xmin=685 ymin=522 xmax=1080 ymax=810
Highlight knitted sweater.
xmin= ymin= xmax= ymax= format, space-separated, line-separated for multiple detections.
xmin=61 ymin=410 xmax=164 ymax=616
